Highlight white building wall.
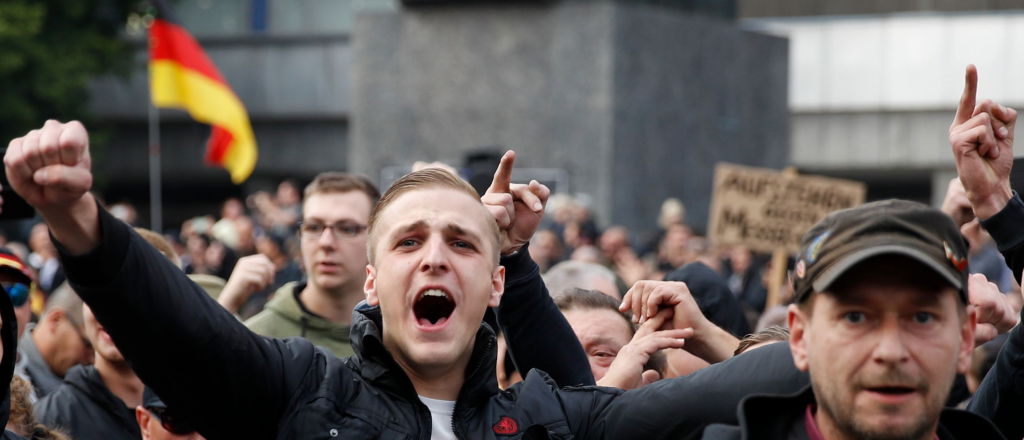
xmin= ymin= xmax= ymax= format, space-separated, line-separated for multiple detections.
xmin=746 ymin=11 xmax=1024 ymax=203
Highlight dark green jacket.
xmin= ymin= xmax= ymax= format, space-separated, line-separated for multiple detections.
xmin=244 ymin=281 xmax=355 ymax=358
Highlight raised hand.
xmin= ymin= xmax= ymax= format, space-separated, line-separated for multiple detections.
xmin=949 ymin=65 xmax=1016 ymax=219
xmin=619 ymin=280 xmax=739 ymax=363
xmin=968 ymin=273 xmax=1017 ymax=347
xmin=596 ymin=309 xmax=691 ymax=390
xmin=218 ymin=254 xmax=277 ymax=314
xmin=5 ymin=120 xmax=99 ymax=255
xmin=5 ymin=120 xmax=93 ymax=213
xmin=481 ymin=151 xmax=551 ymax=255
xmin=940 ymin=178 xmax=975 ymax=230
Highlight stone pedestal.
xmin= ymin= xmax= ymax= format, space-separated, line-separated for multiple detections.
xmin=351 ymin=3 xmax=788 ymax=232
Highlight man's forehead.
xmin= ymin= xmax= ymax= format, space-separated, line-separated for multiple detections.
xmin=378 ymin=189 xmax=490 ymax=234
xmin=820 ymin=284 xmax=956 ymax=309
xmin=304 ymin=191 xmax=372 ymax=219
xmin=565 ymin=308 xmax=632 ymax=338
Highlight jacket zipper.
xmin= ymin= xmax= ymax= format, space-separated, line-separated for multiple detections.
xmin=450 ymin=337 xmax=494 ymax=440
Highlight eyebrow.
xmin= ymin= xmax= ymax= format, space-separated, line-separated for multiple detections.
xmin=445 ymin=223 xmax=483 ymax=245
xmin=585 ymin=336 xmax=625 ymax=350
xmin=304 ymin=216 xmax=360 ymax=224
xmin=390 ymin=220 xmax=484 ymax=245
xmin=832 ymin=291 xmax=944 ymax=308
xmin=395 ymin=220 xmax=428 ymax=236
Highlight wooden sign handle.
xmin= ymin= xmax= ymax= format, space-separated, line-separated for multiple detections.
xmin=765 ymin=167 xmax=799 ymax=312
xmin=765 ymin=249 xmax=789 ymax=310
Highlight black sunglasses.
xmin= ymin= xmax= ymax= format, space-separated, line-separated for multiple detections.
xmin=2 ymin=282 xmax=29 ymax=307
xmin=146 ymin=406 xmax=196 ymax=435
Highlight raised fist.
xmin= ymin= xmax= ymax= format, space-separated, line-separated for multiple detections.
xmin=5 ymin=120 xmax=93 ymax=214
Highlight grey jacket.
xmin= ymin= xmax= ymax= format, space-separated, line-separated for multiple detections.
xmin=15 ymin=324 xmax=63 ymax=400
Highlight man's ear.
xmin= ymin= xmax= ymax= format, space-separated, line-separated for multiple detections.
xmin=489 ymin=265 xmax=505 ymax=308
xmin=958 ymin=305 xmax=978 ymax=375
xmin=135 ymin=407 xmax=152 ymax=440
xmin=788 ymin=304 xmax=810 ymax=372
xmin=365 ymin=265 xmax=379 ymax=306
xmin=45 ymin=308 xmax=64 ymax=331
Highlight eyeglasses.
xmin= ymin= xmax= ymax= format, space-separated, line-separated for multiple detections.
xmin=2 ymin=283 xmax=29 ymax=307
xmin=146 ymin=406 xmax=196 ymax=435
xmin=297 ymin=221 xmax=368 ymax=240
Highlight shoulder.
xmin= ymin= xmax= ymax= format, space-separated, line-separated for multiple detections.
xmin=700 ymin=424 xmax=742 ymax=440
xmin=1 ymin=430 xmax=27 ymax=440
xmin=939 ymin=408 xmax=1007 ymax=439
xmin=244 ymin=307 xmax=295 ymax=334
xmin=33 ymin=387 xmax=74 ymax=425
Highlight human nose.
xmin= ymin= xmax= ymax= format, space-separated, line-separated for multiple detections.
xmin=419 ymin=237 xmax=449 ymax=274
xmin=872 ymin=319 xmax=910 ymax=366
xmin=317 ymin=226 xmax=339 ymax=248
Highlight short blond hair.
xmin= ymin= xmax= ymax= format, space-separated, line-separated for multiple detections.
xmin=367 ymin=169 xmax=500 ymax=265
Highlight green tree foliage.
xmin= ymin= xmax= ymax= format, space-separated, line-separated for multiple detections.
xmin=0 ymin=0 xmax=141 ymax=143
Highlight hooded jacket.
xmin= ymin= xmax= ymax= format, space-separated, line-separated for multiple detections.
xmin=16 ymin=324 xmax=62 ymax=400
xmin=0 ymin=267 xmax=27 ymax=439
xmin=33 ymin=365 xmax=141 ymax=440
xmin=244 ymin=281 xmax=355 ymax=358
xmin=702 ymin=386 xmax=1004 ymax=440
xmin=56 ymin=205 xmax=809 ymax=440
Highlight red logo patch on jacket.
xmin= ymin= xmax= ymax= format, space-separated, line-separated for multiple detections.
xmin=493 ymin=416 xmax=518 ymax=435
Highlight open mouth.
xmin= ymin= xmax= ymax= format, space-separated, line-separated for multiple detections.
xmin=867 ymin=386 xmax=915 ymax=396
xmin=413 ymin=288 xmax=456 ymax=327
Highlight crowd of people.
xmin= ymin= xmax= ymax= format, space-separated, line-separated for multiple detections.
xmin=0 ymin=64 xmax=1016 ymax=439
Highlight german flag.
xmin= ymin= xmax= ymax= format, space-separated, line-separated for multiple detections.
xmin=148 ymin=12 xmax=256 ymax=184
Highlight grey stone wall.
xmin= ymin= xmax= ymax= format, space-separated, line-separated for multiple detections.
xmin=351 ymin=2 xmax=788 ymax=232
xmin=739 ymin=0 xmax=1024 ymax=18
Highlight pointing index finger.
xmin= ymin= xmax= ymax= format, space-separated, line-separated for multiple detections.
xmin=955 ymin=64 xmax=978 ymax=127
xmin=486 ymin=151 xmax=515 ymax=194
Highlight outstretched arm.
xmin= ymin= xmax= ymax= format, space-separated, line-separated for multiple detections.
xmin=484 ymin=151 xmax=595 ymax=387
xmin=5 ymin=121 xmax=316 ymax=440
xmin=557 ymin=341 xmax=808 ymax=440
xmin=621 ymin=280 xmax=740 ymax=364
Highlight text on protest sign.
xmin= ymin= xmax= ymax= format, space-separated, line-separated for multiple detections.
xmin=707 ymin=163 xmax=867 ymax=254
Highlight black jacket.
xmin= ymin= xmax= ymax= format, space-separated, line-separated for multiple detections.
xmin=0 ymin=254 xmax=25 ymax=440
xmin=34 ymin=365 xmax=141 ymax=440
xmin=664 ymin=263 xmax=752 ymax=338
xmin=969 ymin=192 xmax=1024 ymax=439
xmin=702 ymin=386 xmax=1005 ymax=440
xmin=58 ymin=206 xmax=809 ymax=440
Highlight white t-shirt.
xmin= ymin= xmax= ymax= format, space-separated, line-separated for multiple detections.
xmin=418 ymin=396 xmax=457 ymax=440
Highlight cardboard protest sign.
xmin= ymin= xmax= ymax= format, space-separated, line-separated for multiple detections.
xmin=708 ymin=163 xmax=867 ymax=254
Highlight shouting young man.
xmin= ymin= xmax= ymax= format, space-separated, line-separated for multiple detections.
xmin=4 ymin=121 xmax=814 ymax=439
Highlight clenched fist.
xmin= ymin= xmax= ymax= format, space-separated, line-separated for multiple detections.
xmin=6 ymin=120 xmax=99 ymax=255
xmin=5 ymin=120 xmax=93 ymax=213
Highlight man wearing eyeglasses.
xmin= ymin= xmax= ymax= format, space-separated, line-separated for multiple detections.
xmin=243 ymin=172 xmax=380 ymax=357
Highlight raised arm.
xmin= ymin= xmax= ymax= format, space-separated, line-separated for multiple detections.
xmin=483 ymin=151 xmax=595 ymax=386
xmin=621 ymin=280 xmax=740 ymax=364
xmin=4 ymin=121 xmax=316 ymax=440
xmin=948 ymin=65 xmax=1024 ymax=439
xmin=948 ymin=65 xmax=1023 ymax=283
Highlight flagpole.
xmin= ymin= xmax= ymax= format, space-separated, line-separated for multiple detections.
xmin=148 ymin=82 xmax=163 ymax=232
